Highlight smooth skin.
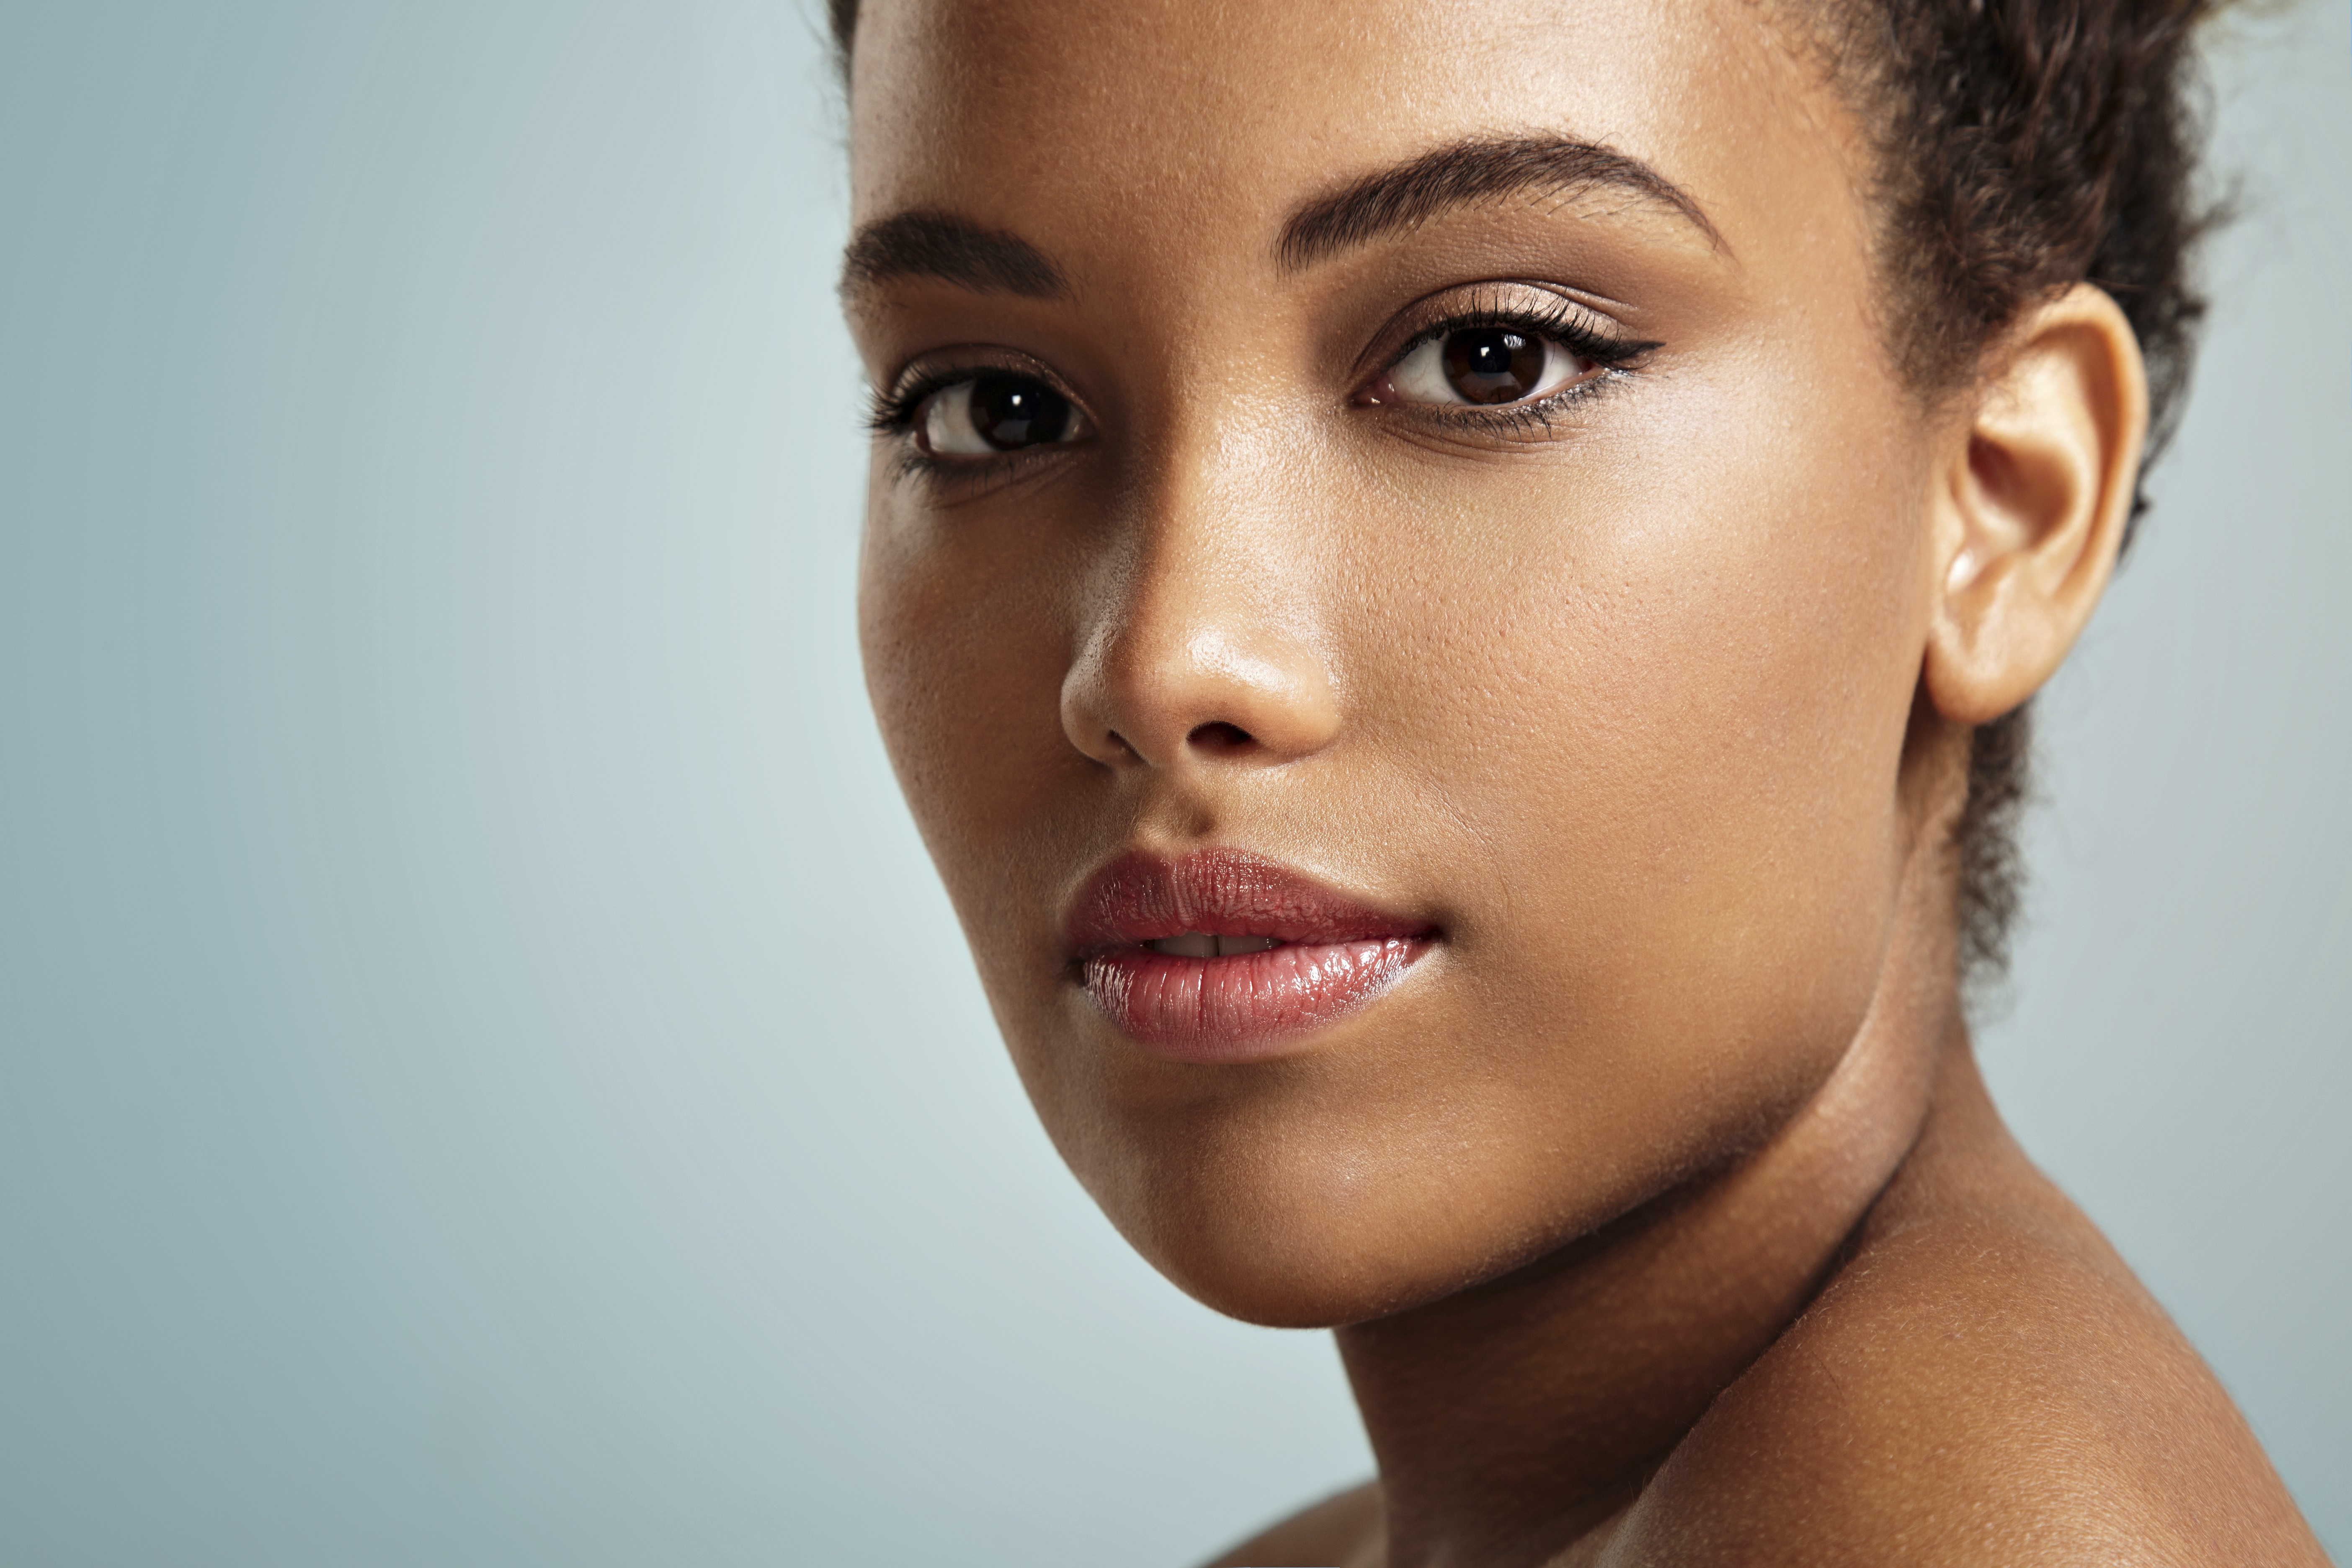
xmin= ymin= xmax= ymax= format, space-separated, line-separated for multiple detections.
xmin=841 ymin=0 xmax=2329 ymax=1561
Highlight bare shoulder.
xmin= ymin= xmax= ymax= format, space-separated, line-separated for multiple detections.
xmin=1199 ymin=1480 xmax=1381 ymax=1568
xmin=1603 ymin=1162 xmax=2329 ymax=1567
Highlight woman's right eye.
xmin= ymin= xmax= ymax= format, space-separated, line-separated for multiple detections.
xmin=917 ymin=373 xmax=1084 ymax=458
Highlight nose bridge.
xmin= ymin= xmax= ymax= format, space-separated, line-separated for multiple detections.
xmin=1062 ymin=400 xmax=1340 ymax=770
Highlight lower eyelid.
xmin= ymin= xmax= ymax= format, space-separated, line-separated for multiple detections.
xmin=1383 ymin=354 xmax=1610 ymax=417
xmin=1416 ymin=369 xmax=1626 ymax=433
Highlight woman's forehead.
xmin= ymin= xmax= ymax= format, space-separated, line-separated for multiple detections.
xmin=846 ymin=0 xmax=1859 ymax=272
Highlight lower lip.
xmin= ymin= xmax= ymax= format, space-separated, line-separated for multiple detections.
xmin=1081 ymin=936 xmax=1430 ymax=1060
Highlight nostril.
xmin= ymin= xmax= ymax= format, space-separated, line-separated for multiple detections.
xmin=1188 ymin=721 xmax=1255 ymax=753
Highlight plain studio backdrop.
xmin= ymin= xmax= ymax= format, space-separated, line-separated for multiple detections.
xmin=1 ymin=4 xmax=2344 ymax=1563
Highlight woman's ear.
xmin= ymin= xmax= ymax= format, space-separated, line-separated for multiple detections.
xmin=1924 ymin=283 xmax=2149 ymax=725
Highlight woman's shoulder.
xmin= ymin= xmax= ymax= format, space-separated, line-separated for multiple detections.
xmin=1606 ymin=1157 xmax=2326 ymax=1566
xmin=1202 ymin=1156 xmax=2325 ymax=1568
xmin=1199 ymin=1480 xmax=1381 ymax=1568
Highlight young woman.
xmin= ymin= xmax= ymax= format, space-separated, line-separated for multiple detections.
xmin=833 ymin=0 xmax=2329 ymax=1560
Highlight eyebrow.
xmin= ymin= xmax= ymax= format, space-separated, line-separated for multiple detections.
xmin=1277 ymin=134 xmax=1723 ymax=272
xmin=839 ymin=209 xmax=1069 ymax=301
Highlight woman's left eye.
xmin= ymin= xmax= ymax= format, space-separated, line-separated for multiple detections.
xmin=1369 ymin=326 xmax=1596 ymax=408
xmin=917 ymin=372 xmax=1086 ymax=457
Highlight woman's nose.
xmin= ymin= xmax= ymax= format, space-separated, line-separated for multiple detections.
xmin=1058 ymin=521 xmax=1341 ymax=772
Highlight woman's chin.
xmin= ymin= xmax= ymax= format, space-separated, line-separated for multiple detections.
xmin=1090 ymin=1158 xmax=1572 ymax=1331
xmin=1139 ymin=1234 xmax=1441 ymax=1331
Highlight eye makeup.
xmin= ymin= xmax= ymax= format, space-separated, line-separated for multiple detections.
xmin=865 ymin=279 xmax=1664 ymax=481
xmin=1354 ymin=283 xmax=1661 ymax=438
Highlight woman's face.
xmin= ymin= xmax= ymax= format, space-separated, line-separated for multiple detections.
xmin=847 ymin=0 xmax=1948 ymax=1326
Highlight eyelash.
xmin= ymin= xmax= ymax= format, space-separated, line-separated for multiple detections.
xmin=868 ymin=368 xmax=1082 ymax=489
xmin=867 ymin=372 xmax=971 ymax=438
xmin=1376 ymin=293 xmax=1658 ymax=433
xmin=864 ymin=372 xmax=1056 ymax=485
xmin=866 ymin=295 xmax=1661 ymax=465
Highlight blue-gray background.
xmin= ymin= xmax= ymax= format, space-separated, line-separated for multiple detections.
xmin=2 ymin=3 xmax=2344 ymax=1563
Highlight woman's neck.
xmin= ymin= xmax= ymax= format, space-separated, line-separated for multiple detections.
xmin=1335 ymin=845 xmax=1981 ymax=1568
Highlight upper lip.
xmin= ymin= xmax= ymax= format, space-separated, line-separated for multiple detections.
xmin=1065 ymin=847 xmax=1436 ymax=958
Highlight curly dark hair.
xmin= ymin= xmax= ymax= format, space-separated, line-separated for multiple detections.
xmin=826 ymin=0 xmax=2227 ymax=985
xmin=1822 ymin=0 xmax=2226 ymax=980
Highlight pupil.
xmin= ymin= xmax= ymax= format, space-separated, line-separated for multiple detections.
xmin=1442 ymin=328 xmax=1545 ymax=405
xmin=969 ymin=374 xmax=1070 ymax=450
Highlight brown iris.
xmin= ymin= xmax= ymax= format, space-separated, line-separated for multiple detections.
xmin=1440 ymin=328 xmax=1547 ymax=404
xmin=968 ymin=374 xmax=1071 ymax=449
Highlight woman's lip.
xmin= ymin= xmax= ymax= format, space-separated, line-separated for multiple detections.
xmin=1066 ymin=848 xmax=1433 ymax=952
xmin=1066 ymin=848 xmax=1438 ymax=1058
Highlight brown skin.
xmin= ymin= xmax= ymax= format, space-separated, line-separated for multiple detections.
xmin=841 ymin=0 xmax=2329 ymax=1562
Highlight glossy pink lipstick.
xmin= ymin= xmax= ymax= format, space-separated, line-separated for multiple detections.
xmin=1068 ymin=849 xmax=1436 ymax=1059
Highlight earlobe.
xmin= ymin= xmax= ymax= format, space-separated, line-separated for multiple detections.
xmin=1923 ymin=284 xmax=2149 ymax=725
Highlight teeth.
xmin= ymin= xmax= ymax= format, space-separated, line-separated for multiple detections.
xmin=1148 ymin=932 xmax=1279 ymax=957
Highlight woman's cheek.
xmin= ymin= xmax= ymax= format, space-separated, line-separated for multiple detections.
xmin=1361 ymin=387 xmax=1916 ymax=1043
xmin=859 ymin=493 xmax=1098 ymax=1026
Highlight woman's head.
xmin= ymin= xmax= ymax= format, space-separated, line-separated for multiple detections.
xmin=838 ymin=0 xmax=2199 ymax=1325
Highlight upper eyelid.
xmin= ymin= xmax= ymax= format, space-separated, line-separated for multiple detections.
xmin=879 ymin=283 xmax=1629 ymax=388
xmin=880 ymin=347 xmax=1078 ymax=405
xmin=872 ymin=354 xmax=1092 ymax=436
xmin=1365 ymin=289 xmax=1635 ymax=372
